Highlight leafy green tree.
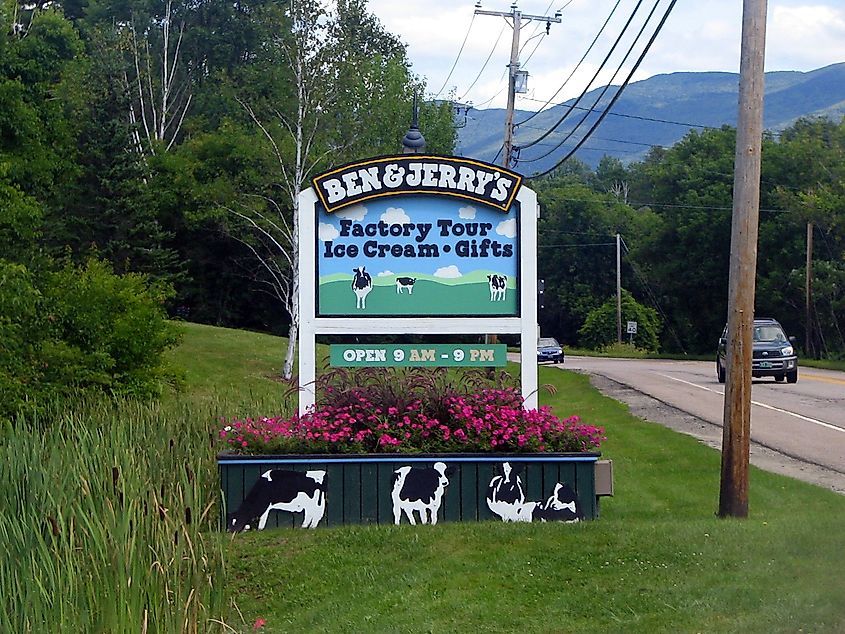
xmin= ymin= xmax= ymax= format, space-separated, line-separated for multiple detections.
xmin=52 ymin=25 xmax=184 ymax=285
xmin=0 ymin=7 xmax=84 ymax=202
xmin=532 ymin=178 xmax=658 ymax=346
xmin=763 ymin=117 xmax=845 ymax=356
xmin=230 ymin=0 xmax=456 ymax=378
xmin=578 ymin=289 xmax=661 ymax=352
xmin=0 ymin=169 xmax=43 ymax=264
xmin=623 ymin=127 xmax=741 ymax=352
xmin=0 ymin=257 xmax=182 ymax=422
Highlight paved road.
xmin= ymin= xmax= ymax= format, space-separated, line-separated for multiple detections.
xmin=542 ymin=356 xmax=845 ymax=494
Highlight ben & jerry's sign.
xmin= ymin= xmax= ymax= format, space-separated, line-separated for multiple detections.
xmin=313 ymin=156 xmax=523 ymax=214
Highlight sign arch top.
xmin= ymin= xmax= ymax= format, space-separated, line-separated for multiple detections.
xmin=312 ymin=155 xmax=524 ymax=214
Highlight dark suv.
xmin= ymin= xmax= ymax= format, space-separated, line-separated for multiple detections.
xmin=716 ymin=318 xmax=798 ymax=383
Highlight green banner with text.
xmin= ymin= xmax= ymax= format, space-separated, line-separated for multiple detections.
xmin=330 ymin=344 xmax=507 ymax=367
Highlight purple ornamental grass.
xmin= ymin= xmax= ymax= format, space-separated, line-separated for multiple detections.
xmin=219 ymin=386 xmax=605 ymax=455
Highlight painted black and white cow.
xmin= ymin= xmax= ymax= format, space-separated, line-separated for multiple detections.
xmin=395 ymin=276 xmax=416 ymax=294
xmin=487 ymin=274 xmax=507 ymax=301
xmin=531 ymin=482 xmax=583 ymax=523
xmin=351 ymin=266 xmax=373 ymax=309
xmin=486 ymin=462 xmax=582 ymax=523
xmin=227 ymin=469 xmax=326 ymax=531
xmin=486 ymin=462 xmax=528 ymax=522
xmin=391 ymin=462 xmax=450 ymax=525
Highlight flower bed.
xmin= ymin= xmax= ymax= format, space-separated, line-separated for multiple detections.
xmin=220 ymin=389 xmax=604 ymax=456
xmin=218 ymin=369 xmax=606 ymax=530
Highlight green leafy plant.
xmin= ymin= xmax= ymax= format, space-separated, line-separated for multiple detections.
xmin=579 ymin=289 xmax=662 ymax=352
xmin=0 ymin=257 xmax=183 ymax=421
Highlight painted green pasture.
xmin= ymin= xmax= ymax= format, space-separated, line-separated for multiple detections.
xmin=319 ymin=278 xmax=518 ymax=315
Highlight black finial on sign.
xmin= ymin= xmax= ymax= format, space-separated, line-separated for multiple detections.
xmin=402 ymin=94 xmax=426 ymax=154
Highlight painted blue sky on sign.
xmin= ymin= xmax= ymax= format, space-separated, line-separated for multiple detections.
xmin=317 ymin=195 xmax=517 ymax=280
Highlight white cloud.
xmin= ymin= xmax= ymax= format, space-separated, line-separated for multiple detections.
xmin=318 ymin=223 xmax=339 ymax=242
xmin=768 ymin=6 xmax=845 ymax=68
xmin=433 ymin=265 xmax=462 ymax=278
xmin=335 ymin=204 xmax=368 ymax=221
xmin=381 ymin=207 xmax=411 ymax=225
xmin=458 ymin=205 xmax=477 ymax=219
xmin=496 ymin=218 xmax=517 ymax=239
xmin=378 ymin=270 xmax=394 ymax=277
xmin=368 ymin=0 xmax=844 ymax=111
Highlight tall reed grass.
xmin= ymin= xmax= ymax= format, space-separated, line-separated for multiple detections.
xmin=0 ymin=398 xmax=233 ymax=633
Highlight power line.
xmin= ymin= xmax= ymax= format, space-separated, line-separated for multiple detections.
xmin=528 ymin=0 xmax=680 ymax=178
xmin=517 ymin=0 xmax=624 ymax=126
xmin=538 ymin=242 xmax=617 ymax=248
xmin=470 ymin=85 xmax=508 ymax=109
xmin=620 ymin=235 xmax=687 ymax=354
xmin=519 ymin=0 xmax=665 ymax=162
xmin=519 ymin=97 xmax=712 ymax=129
xmin=457 ymin=23 xmax=507 ymax=102
xmin=432 ymin=12 xmax=477 ymax=99
xmin=467 ymin=0 xmax=571 ymax=110
xmin=547 ymin=195 xmax=792 ymax=214
xmin=517 ymin=0 xmax=647 ymax=151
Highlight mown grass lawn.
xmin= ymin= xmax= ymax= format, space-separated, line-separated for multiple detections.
xmin=188 ymin=323 xmax=845 ymax=633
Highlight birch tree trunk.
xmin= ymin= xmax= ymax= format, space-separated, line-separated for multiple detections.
xmin=236 ymin=0 xmax=336 ymax=380
xmin=125 ymin=0 xmax=192 ymax=159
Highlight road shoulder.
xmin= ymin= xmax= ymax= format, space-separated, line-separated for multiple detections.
xmin=584 ymin=371 xmax=845 ymax=496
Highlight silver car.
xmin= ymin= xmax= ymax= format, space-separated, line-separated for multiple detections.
xmin=716 ymin=318 xmax=798 ymax=383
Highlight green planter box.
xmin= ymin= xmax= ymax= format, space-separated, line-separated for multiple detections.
xmin=218 ymin=453 xmax=600 ymax=531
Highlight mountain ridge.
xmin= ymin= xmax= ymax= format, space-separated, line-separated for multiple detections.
xmin=455 ymin=62 xmax=845 ymax=174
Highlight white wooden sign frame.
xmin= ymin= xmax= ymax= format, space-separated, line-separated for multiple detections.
xmin=297 ymin=182 xmax=539 ymax=413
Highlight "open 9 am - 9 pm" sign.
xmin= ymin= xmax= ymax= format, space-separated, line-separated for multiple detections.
xmin=312 ymin=156 xmax=523 ymax=317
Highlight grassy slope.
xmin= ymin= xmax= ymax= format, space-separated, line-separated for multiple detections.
xmin=177 ymin=323 xmax=845 ymax=633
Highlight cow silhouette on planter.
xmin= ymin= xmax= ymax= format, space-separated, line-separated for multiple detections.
xmin=391 ymin=462 xmax=451 ymax=525
xmin=228 ymin=469 xmax=326 ymax=531
xmin=486 ymin=462 xmax=583 ymax=523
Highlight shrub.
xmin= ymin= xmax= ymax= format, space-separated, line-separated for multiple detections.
xmin=219 ymin=368 xmax=605 ymax=455
xmin=579 ymin=289 xmax=662 ymax=352
xmin=0 ymin=258 xmax=183 ymax=421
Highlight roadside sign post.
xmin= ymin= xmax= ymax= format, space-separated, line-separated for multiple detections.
xmin=626 ymin=320 xmax=637 ymax=345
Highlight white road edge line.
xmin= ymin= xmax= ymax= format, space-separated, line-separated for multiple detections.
xmin=655 ymin=373 xmax=845 ymax=434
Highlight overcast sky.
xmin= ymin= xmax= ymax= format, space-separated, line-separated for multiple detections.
xmin=367 ymin=0 xmax=845 ymax=111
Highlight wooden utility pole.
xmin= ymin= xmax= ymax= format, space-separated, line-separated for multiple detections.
xmin=719 ymin=0 xmax=768 ymax=519
xmin=616 ymin=233 xmax=622 ymax=344
xmin=476 ymin=3 xmax=560 ymax=350
xmin=474 ymin=3 xmax=561 ymax=169
xmin=805 ymin=221 xmax=814 ymax=358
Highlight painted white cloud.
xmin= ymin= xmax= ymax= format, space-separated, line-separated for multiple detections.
xmin=378 ymin=270 xmax=394 ymax=277
xmin=318 ymin=223 xmax=339 ymax=242
xmin=458 ymin=205 xmax=477 ymax=219
xmin=335 ymin=204 xmax=368 ymax=221
xmin=496 ymin=218 xmax=517 ymax=239
xmin=433 ymin=265 xmax=462 ymax=278
xmin=381 ymin=207 xmax=411 ymax=225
